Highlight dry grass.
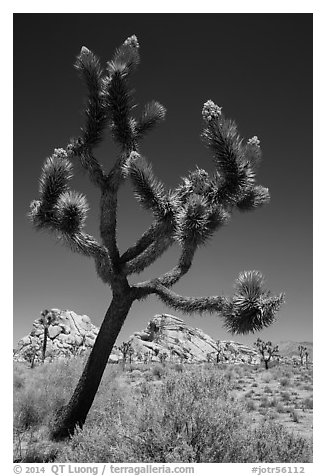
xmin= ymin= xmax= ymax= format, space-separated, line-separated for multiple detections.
xmin=13 ymin=359 xmax=313 ymax=463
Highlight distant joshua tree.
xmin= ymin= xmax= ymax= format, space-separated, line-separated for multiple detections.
xmin=22 ymin=344 xmax=38 ymax=368
xmin=119 ymin=341 xmax=132 ymax=369
xmin=206 ymin=352 xmax=214 ymax=363
xmin=29 ymin=35 xmax=284 ymax=439
xmin=305 ymin=349 xmax=309 ymax=368
xmin=215 ymin=341 xmax=224 ymax=364
xmin=39 ymin=310 xmax=56 ymax=363
xmin=159 ymin=351 xmax=168 ymax=365
xmin=207 ymin=344 xmax=223 ymax=364
xmin=254 ymin=338 xmax=279 ymax=370
xmin=298 ymin=345 xmax=309 ymax=368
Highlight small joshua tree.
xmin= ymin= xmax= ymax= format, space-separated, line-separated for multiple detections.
xmin=39 ymin=309 xmax=56 ymax=363
xmin=206 ymin=352 xmax=214 ymax=363
xmin=254 ymin=338 xmax=279 ymax=370
xmin=159 ymin=351 xmax=168 ymax=365
xmin=215 ymin=341 xmax=224 ymax=364
xmin=29 ymin=35 xmax=284 ymax=439
xmin=22 ymin=343 xmax=38 ymax=368
xmin=128 ymin=346 xmax=134 ymax=364
xmin=119 ymin=341 xmax=132 ymax=369
xmin=305 ymin=349 xmax=309 ymax=368
xmin=298 ymin=345 xmax=307 ymax=367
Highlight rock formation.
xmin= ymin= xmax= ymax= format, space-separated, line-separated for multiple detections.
xmin=14 ymin=311 xmax=261 ymax=365
xmin=14 ymin=309 xmax=99 ymax=364
xmin=125 ymin=314 xmax=261 ymax=364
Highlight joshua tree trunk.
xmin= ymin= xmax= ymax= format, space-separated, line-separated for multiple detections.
xmin=50 ymin=290 xmax=134 ymax=440
xmin=42 ymin=326 xmax=48 ymax=363
xmin=264 ymin=359 xmax=269 ymax=370
xmin=31 ymin=351 xmax=36 ymax=369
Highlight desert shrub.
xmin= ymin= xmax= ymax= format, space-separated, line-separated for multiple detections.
xmin=263 ymin=410 xmax=279 ymax=421
xmin=19 ymin=441 xmax=59 ymax=463
xmin=225 ymin=370 xmax=235 ymax=382
xmin=276 ymin=402 xmax=286 ymax=414
xmin=151 ymin=364 xmax=166 ymax=380
xmin=13 ymin=372 xmax=25 ymax=390
xmin=14 ymin=389 xmax=44 ymax=431
xmin=262 ymin=372 xmax=273 ymax=383
xmin=171 ymin=363 xmax=183 ymax=373
xmin=280 ymin=391 xmax=291 ymax=402
xmin=264 ymin=386 xmax=273 ymax=394
xmin=280 ymin=378 xmax=290 ymax=387
xmin=233 ymin=366 xmax=244 ymax=377
xmin=245 ymin=399 xmax=256 ymax=412
xmin=240 ymin=423 xmax=312 ymax=462
xmin=290 ymin=409 xmax=300 ymax=423
xmin=302 ymin=398 xmax=313 ymax=410
xmin=269 ymin=397 xmax=279 ymax=408
xmin=245 ymin=389 xmax=255 ymax=398
xmin=13 ymin=358 xmax=98 ymax=435
xmin=260 ymin=396 xmax=270 ymax=408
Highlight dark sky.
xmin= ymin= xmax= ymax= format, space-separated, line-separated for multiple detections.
xmin=13 ymin=13 xmax=312 ymax=347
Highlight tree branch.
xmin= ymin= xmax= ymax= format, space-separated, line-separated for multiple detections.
xmin=136 ymin=282 xmax=228 ymax=314
xmin=135 ymin=270 xmax=284 ymax=335
xmin=123 ymin=234 xmax=174 ymax=275
xmin=120 ymin=219 xmax=170 ymax=263
xmin=143 ymin=241 xmax=197 ymax=288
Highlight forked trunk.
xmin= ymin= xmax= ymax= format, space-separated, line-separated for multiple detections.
xmin=50 ymin=292 xmax=134 ymax=440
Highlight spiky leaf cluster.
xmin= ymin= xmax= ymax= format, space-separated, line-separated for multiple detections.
xmin=55 ymin=191 xmax=89 ymax=234
xmin=174 ymin=167 xmax=230 ymax=246
xmin=244 ymin=137 xmax=262 ymax=169
xmin=237 ymin=185 xmax=270 ymax=211
xmin=39 ymin=149 xmax=73 ymax=207
xmin=107 ymin=35 xmax=140 ymax=76
xmin=74 ymin=47 xmax=108 ymax=149
xmin=201 ymin=102 xmax=270 ymax=212
xmin=105 ymin=35 xmax=140 ymax=147
xmin=202 ymin=116 xmax=256 ymax=205
xmin=223 ymin=271 xmax=284 ymax=334
xmin=123 ymin=152 xmax=173 ymax=218
xmin=175 ymin=167 xmax=212 ymax=204
xmin=29 ymin=148 xmax=90 ymax=237
xmin=135 ymin=101 xmax=166 ymax=139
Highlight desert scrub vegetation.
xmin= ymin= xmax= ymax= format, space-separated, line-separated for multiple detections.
xmin=14 ymin=360 xmax=312 ymax=463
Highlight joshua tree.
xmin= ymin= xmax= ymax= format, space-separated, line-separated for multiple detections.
xmin=254 ymin=338 xmax=279 ymax=370
xmin=118 ymin=341 xmax=132 ymax=369
xmin=29 ymin=35 xmax=284 ymax=439
xmin=128 ymin=346 xmax=134 ymax=364
xmin=159 ymin=351 xmax=168 ymax=365
xmin=215 ymin=341 xmax=224 ymax=364
xmin=39 ymin=309 xmax=56 ymax=363
xmin=305 ymin=349 xmax=309 ymax=368
xmin=143 ymin=350 xmax=153 ymax=364
xmin=206 ymin=352 xmax=214 ymax=363
xmin=22 ymin=344 xmax=38 ymax=368
xmin=298 ymin=345 xmax=307 ymax=366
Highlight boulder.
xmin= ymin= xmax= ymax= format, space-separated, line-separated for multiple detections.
xmin=13 ymin=309 xmax=100 ymax=364
xmin=122 ymin=314 xmax=261 ymax=365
